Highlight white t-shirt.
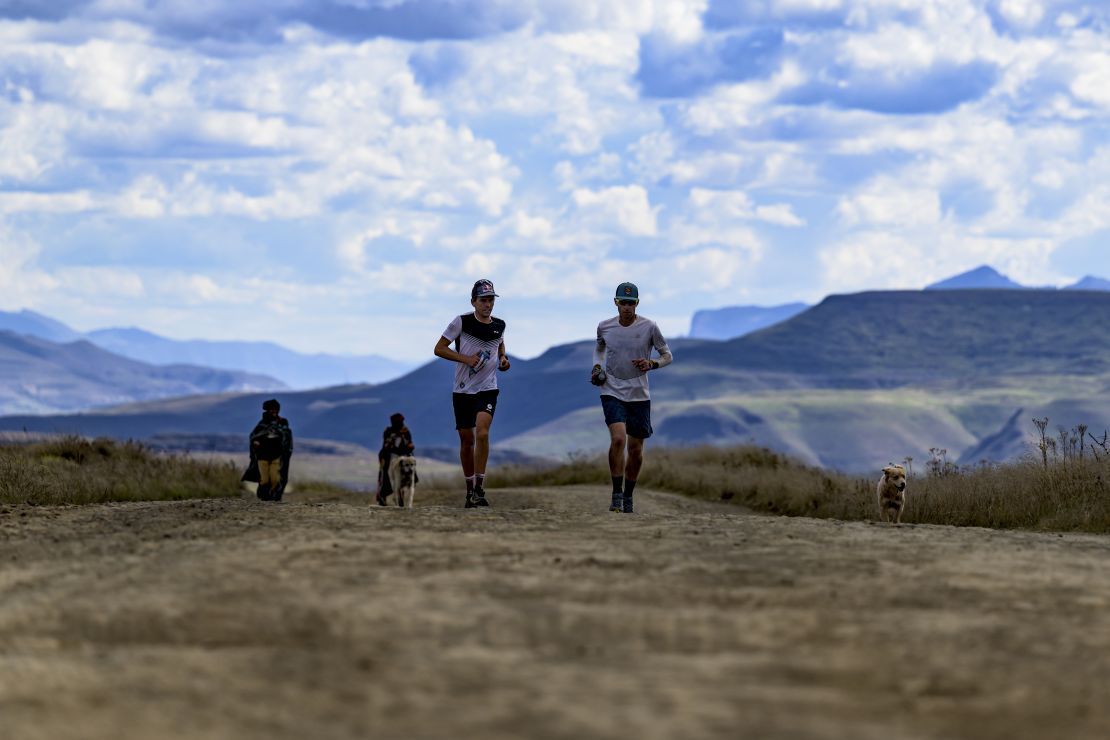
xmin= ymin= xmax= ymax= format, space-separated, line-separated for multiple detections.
xmin=442 ymin=313 xmax=506 ymax=394
xmin=594 ymin=315 xmax=671 ymax=402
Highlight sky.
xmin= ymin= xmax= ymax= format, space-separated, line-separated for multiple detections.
xmin=1 ymin=0 xmax=1109 ymax=361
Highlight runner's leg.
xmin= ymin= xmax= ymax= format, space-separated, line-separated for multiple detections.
xmin=474 ymin=412 xmax=493 ymax=477
xmin=608 ymin=422 xmax=627 ymax=477
xmin=623 ymin=436 xmax=644 ymax=513
xmin=625 ymin=436 xmax=644 ymax=481
xmin=608 ymin=422 xmax=627 ymax=511
xmin=458 ymin=428 xmax=475 ymax=478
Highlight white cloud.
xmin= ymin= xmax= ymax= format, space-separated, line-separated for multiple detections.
xmin=0 ymin=190 xmax=98 ymax=214
xmin=678 ymin=62 xmax=806 ymax=135
xmin=572 ymin=185 xmax=659 ymax=236
xmin=1069 ymin=51 xmax=1110 ymax=108
xmin=56 ymin=266 xmax=147 ymax=300
xmin=661 ymin=247 xmax=755 ymax=293
xmin=820 ymin=230 xmax=1059 ymax=293
xmin=837 ymin=181 xmax=942 ymax=227
xmin=0 ymin=1 xmax=1109 ymax=359
xmin=337 ymin=213 xmax=443 ymax=272
xmin=511 ymin=210 xmax=554 ymax=240
xmin=0 ymin=106 xmax=61 ymax=183
xmin=650 ymin=0 xmax=708 ymax=44
xmin=554 ymin=152 xmax=624 ymax=190
xmin=0 ymin=227 xmax=57 ymax=309
xmin=997 ymin=0 xmax=1046 ymax=28
xmin=688 ymin=188 xmax=805 ymax=227
xmin=421 ymin=28 xmax=653 ymax=155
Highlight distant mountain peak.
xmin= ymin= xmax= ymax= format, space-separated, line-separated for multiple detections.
xmin=688 ymin=302 xmax=810 ymax=341
xmin=925 ymin=265 xmax=1024 ymax=291
xmin=1065 ymin=275 xmax=1110 ymax=292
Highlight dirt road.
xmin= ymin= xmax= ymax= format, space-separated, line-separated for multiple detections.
xmin=1 ymin=485 xmax=1108 ymax=740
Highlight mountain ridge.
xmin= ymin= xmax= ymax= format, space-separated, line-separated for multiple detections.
xmin=0 ymin=330 xmax=285 ymax=415
xmin=0 ymin=310 xmax=415 ymax=390
xmin=5 ymin=290 xmax=1110 ymax=471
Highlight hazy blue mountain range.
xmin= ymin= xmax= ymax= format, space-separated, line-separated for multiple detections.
xmin=0 ymin=310 xmax=416 ymax=390
xmin=1068 ymin=275 xmax=1110 ymax=291
xmin=85 ymin=327 xmax=416 ymax=389
xmin=0 ymin=310 xmax=83 ymax=343
xmin=925 ymin=264 xmax=1110 ymax=291
xmin=688 ymin=265 xmax=1110 ymax=342
xmin=688 ymin=303 xmax=808 ymax=340
xmin=0 ymin=330 xmax=284 ymax=415
xmin=7 ymin=290 xmax=1110 ymax=471
xmin=924 ymin=265 xmax=1026 ymax=290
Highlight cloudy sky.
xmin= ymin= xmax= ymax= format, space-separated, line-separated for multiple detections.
xmin=1 ymin=0 xmax=1109 ymax=360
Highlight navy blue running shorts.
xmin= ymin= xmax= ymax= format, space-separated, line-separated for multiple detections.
xmin=600 ymin=395 xmax=653 ymax=439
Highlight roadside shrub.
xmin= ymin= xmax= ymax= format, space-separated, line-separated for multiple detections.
xmin=491 ymin=443 xmax=1110 ymax=533
xmin=0 ymin=436 xmax=240 ymax=505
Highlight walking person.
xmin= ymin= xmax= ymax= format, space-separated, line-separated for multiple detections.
xmin=248 ymin=398 xmax=294 ymax=502
xmin=590 ymin=282 xmax=672 ymax=513
xmin=433 ymin=279 xmax=511 ymax=508
xmin=376 ymin=412 xmax=415 ymax=506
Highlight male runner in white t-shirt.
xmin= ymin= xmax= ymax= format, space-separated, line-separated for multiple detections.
xmin=590 ymin=282 xmax=672 ymax=513
xmin=434 ymin=279 xmax=511 ymax=508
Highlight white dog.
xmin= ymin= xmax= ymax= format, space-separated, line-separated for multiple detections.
xmin=877 ymin=464 xmax=907 ymax=524
xmin=387 ymin=455 xmax=418 ymax=508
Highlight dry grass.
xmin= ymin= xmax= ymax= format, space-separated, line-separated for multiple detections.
xmin=0 ymin=436 xmax=241 ymax=505
xmin=491 ymin=444 xmax=1110 ymax=533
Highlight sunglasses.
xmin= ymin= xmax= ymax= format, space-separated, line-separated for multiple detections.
xmin=616 ymin=299 xmax=638 ymax=306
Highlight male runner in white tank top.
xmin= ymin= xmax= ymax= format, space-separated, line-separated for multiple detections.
xmin=590 ymin=282 xmax=672 ymax=513
xmin=434 ymin=279 xmax=511 ymax=508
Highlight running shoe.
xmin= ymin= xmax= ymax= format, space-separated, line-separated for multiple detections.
xmin=622 ymin=495 xmax=634 ymax=514
xmin=464 ymin=491 xmax=479 ymax=508
xmin=609 ymin=492 xmax=622 ymax=512
xmin=473 ymin=486 xmax=490 ymax=507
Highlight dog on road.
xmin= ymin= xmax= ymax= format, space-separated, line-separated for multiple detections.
xmin=387 ymin=455 xmax=418 ymax=508
xmin=877 ymin=464 xmax=907 ymax=524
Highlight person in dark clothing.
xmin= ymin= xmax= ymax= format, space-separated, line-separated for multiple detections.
xmin=376 ymin=412 xmax=415 ymax=506
xmin=248 ymin=398 xmax=294 ymax=502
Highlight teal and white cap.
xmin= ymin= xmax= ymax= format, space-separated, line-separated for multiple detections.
xmin=614 ymin=282 xmax=639 ymax=302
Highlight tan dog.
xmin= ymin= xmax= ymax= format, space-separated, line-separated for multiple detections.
xmin=877 ymin=464 xmax=907 ymax=523
xmin=387 ymin=455 xmax=418 ymax=508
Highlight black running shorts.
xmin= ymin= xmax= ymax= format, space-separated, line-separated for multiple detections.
xmin=453 ymin=389 xmax=500 ymax=430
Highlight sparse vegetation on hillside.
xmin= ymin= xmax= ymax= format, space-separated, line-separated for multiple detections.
xmin=491 ymin=440 xmax=1110 ymax=533
xmin=0 ymin=436 xmax=240 ymax=505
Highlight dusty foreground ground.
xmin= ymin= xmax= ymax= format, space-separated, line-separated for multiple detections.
xmin=1 ymin=486 xmax=1108 ymax=740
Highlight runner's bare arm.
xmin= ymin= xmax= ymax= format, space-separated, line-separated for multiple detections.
xmin=590 ymin=329 xmax=607 ymax=383
xmin=592 ymin=328 xmax=606 ymax=370
xmin=434 ymin=336 xmax=480 ymax=367
xmin=633 ymin=327 xmax=673 ymax=371
xmin=498 ymin=340 xmax=510 ymax=371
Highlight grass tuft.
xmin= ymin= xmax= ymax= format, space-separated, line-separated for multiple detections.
xmin=0 ymin=436 xmax=241 ymax=506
